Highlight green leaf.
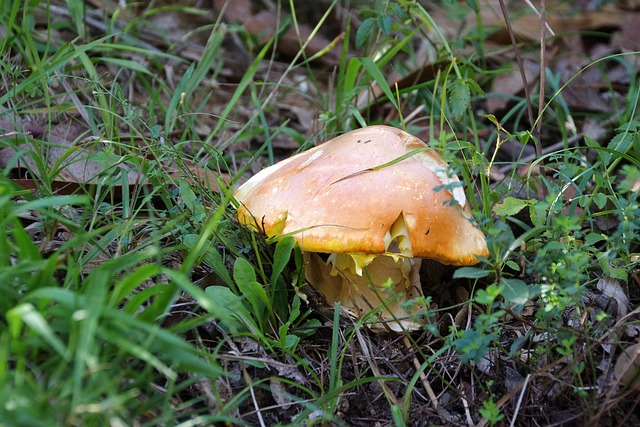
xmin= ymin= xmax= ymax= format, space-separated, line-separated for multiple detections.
xmin=484 ymin=113 xmax=500 ymax=127
xmin=392 ymin=5 xmax=406 ymax=19
xmin=96 ymin=57 xmax=152 ymax=75
xmin=493 ymin=196 xmax=533 ymax=217
xmin=531 ymin=201 xmax=548 ymax=227
xmin=593 ymin=192 xmax=608 ymax=210
xmin=618 ymin=165 xmax=640 ymax=193
xmin=243 ymin=281 xmax=270 ymax=316
xmin=377 ymin=14 xmax=392 ymax=35
xmin=584 ymin=135 xmax=600 ymax=149
xmin=500 ymin=278 xmax=529 ymax=305
xmin=598 ymin=258 xmax=628 ymax=281
xmin=204 ymin=286 xmax=254 ymax=334
xmin=110 ymin=264 xmax=161 ymax=307
xmin=343 ymin=57 xmax=362 ymax=97
xmin=202 ymin=245 xmax=233 ymax=287
xmin=355 ymin=17 xmax=375 ymax=48
xmin=361 ymin=57 xmax=399 ymax=111
xmin=66 ymin=0 xmax=85 ymax=37
xmin=608 ymin=131 xmax=636 ymax=155
xmin=602 ymin=132 xmax=635 ymax=165
xmin=233 ymin=257 xmax=257 ymax=286
xmin=584 ymin=232 xmax=605 ymax=246
xmin=505 ymin=260 xmax=520 ymax=271
xmin=453 ymin=328 xmax=496 ymax=363
xmin=6 ymin=303 xmax=69 ymax=359
xmin=465 ymin=77 xmax=484 ymax=96
xmin=474 ymin=289 xmax=494 ymax=305
xmin=180 ymin=181 xmax=205 ymax=219
xmin=271 ymin=235 xmax=295 ymax=285
xmin=453 ymin=266 xmax=490 ymax=279
xmin=234 ymin=257 xmax=270 ymax=320
xmin=448 ymin=80 xmax=470 ymax=120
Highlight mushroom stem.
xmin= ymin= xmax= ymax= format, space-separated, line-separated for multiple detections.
xmin=304 ymin=252 xmax=425 ymax=331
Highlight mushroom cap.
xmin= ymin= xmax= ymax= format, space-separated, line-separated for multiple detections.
xmin=235 ymin=125 xmax=488 ymax=265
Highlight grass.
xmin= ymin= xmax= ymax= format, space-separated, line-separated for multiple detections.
xmin=1 ymin=0 xmax=639 ymax=425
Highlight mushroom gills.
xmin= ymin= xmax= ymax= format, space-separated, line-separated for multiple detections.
xmin=304 ymin=214 xmax=426 ymax=331
xmin=326 ymin=213 xmax=414 ymax=277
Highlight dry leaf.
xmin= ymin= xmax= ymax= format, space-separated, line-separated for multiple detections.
xmin=614 ymin=343 xmax=640 ymax=390
xmin=597 ymin=276 xmax=629 ymax=321
xmin=215 ymin=0 xmax=340 ymax=66
xmin=487 ymin=58 xmax=540 ymax=113
xmin=270 ymin=378 xmax=293 ymax=410
xmin=596 ymin=275 xmax=638 ymax=338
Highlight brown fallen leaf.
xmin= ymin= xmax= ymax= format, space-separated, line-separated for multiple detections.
xmin=1 ymin=116 xmax=227 ymax=197
xmin=487 ymin=58 xmax=540 ymax=113
xmin=486 ymin=3 xmax=625 ymax=44
xmin=0 ymin=118 xmax=139 ymax=185
xmin=215 ymin=0 xmax=341 ymax=66
xmin=614 ymin=343 xmax=640 ymax=391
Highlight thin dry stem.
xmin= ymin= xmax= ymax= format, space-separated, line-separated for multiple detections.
xmin=403 ymin=336 xmax=439 ymax=410
xmin=354 ymin=327 xmax=399 ymax=406
xmin=497 ymin=0 xmax=534 ymax=131
xmin=243 ymin=368 xmax=267 ymax=427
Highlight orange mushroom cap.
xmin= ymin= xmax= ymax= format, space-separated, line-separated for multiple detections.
xmin=235 ymin=125 xmax=488 ymax=265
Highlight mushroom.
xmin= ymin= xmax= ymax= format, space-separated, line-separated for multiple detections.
xmin=234 ymin=125 xmax=488 ymax=332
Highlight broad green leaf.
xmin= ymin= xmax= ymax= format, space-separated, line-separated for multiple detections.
xmin=598 ymin=257 xmax=628 ymax=281
xmin=355 ymin=17 xmax=375 ymax=48
xmin=271 ymin=235 xmax=295 ymax=286
xmin=500 ymin=278 xmax=529 ymax=305
xmin=593 ymin=192 xmax=608 ymax=210
xmin=601 ymin=131 xmax=637 ymax=165
xmin=453 ymin=266 xmax=490 ymax=279
xmin=584 ymin=232 xmax=605 ymax=246
xmin=392 ymin=5 xmax=406 ymax=19
xmin=240 ymin=281 xmax=270 ymax=319
xmin=493 ymin=197 xmax=534 ymax=217
xmin=204 ymin=286 xmax=255 ymax=334
xmin=233 ymin=257 xmax=258 ymax=287
xmin=465 ymin=77 xmax=484 ymax=96
xmin=618 ymin=165 xmax=640 ymax=193
xmin=531 ymin=204 xmax=547 ymax=227
xmin=377 ymin=14 xmax=392 ymax=35
xmin=505 ymin=260 xmax=520 ymax=271
xmin=180 ymin=181 xmax=206 ymax=220
xmin=449 ymin=80 xmax=470 ymax=120
xmin=474 ymin=289 xmax=494 ymax=305
xmin=203 ymin=245 xmax=233 ymax=287
xmin=453 ymin=328 xmax=496 ymax=363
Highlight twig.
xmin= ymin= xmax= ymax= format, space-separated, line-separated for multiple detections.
xmin=535 ymin=0 xmax=547 ymax=160
xmin=476 ymin=356 xmax=569 ymax=427
xmin=462 ymin=392 xmax=475 ymax=427
xmin=523 ymin=0 xmax=555 ymax=36
xmin=510 ymin=374 xmax=530 ymax=427
xmin=497 ymin=0 xmax=534 ymax=131
xmin=403 ymin=336 xmax=439 ymax=410
xmin=354 ymin=327 xmax=398 ymax=406
xmin=243 ymin=368 xmax=267 ymax=427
